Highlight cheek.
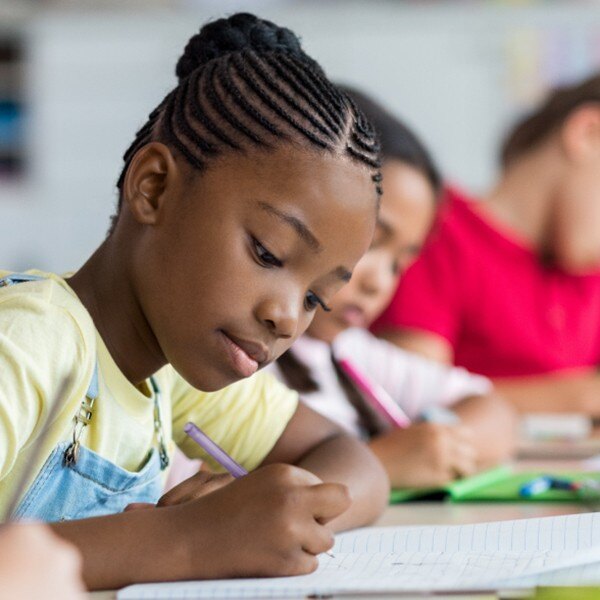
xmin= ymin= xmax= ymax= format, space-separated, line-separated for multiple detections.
xmin=305 ymin=309 xmax=329 ymax=337
xmin=296 ymin=309 xmax=317 ymax=337
xmin=371 ymin=282 xmax=398 ymax=319
xmin=153 ymin=224 xmax=254 ymax=324
xmin=328 ymin=280 xmax=358 ymax=311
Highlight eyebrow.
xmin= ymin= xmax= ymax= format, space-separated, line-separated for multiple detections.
xmin=333 ymin=266 xmax=353 ymax=282
xmin=258 ymin=201 xmax=321 ymax=252
xmin=257 ymin=200 xmax=351 ymax=282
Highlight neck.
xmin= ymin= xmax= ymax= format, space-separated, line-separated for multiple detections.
xmin=484 ymin=145 xmax=560 ymax=251
xmin=67 ymin=239 xmax=166 ymax=385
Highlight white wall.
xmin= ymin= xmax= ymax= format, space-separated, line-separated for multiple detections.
xmin=2 ymin=1 xmax=600 ymax=271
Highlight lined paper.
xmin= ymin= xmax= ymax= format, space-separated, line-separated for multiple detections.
xmin=118 ymin=513 xmax=600 ymax=599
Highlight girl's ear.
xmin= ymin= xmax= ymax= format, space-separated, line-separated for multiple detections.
xmin=560 ymin=103 xmax=600 ymax=163
xmin=122 ymin=142 xmax=178 ymax=225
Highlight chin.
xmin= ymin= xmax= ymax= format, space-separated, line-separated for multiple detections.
xmin=173 ymin=362 xmax=239 ymax=393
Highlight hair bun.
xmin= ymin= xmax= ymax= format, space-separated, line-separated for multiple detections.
xmin=176 ymin=13 xmax=306 ymax=81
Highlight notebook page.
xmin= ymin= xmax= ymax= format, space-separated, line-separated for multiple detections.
xmin=118 ymin=548 xmax=600 ymax=599
xmin=118 ymin=513 xmax=600 ymax=599
xmin=332 ymin=512 xmax=600 ymax=554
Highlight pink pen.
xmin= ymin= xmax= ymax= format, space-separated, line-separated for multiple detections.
xmin=338 ymin=358 xmax=411 ymax=428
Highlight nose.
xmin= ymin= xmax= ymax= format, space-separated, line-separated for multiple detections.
xmin=255 ymin=296 xmax=299 ymax=339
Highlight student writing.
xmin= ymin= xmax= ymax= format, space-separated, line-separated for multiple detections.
xmin=270 ymin=87 xmax=515 ymax=489
xmin=0 ymin=14 xmax=389 ymax=590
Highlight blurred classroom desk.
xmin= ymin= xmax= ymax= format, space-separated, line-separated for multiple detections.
xmin=376 ymin=500 xmax=593 ymax=528
xmin=90 ymin=498 xmax=596 ymax=600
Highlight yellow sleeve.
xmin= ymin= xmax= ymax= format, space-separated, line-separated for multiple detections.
xmin=0 ymin=288 xmax=92 ymax=481
xmin=170 ymin=371 xmax=299 ymax=472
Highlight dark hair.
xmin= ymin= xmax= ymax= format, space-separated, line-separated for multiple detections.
xmin=111 ymin=13 xmax=381 ymax=231
xmin=277 ymin=349 xmax=391 ymax=438
xmin=337 ymin=84 xmax=442 ymax=195
xmin=501 ymin=73 xmax=600 ymax=168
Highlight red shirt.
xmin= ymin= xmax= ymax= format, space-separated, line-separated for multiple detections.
xmin=372 ymin=189 xmax=600 ymax=378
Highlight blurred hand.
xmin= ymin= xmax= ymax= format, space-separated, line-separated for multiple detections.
xmin=369 ymin=422 xmax=478 ymax=488
xmin=0 ymin=523 xmax=85 ymax=599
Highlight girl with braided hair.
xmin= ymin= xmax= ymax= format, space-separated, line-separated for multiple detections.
xmin=270 ymin=86 xmax=515 ymax=490
xmin=0 ymin=13 xmax=388 ymax=589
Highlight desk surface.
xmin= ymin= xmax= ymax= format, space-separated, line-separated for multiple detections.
xmin=376 ymin=499 xmax=594 ymax=527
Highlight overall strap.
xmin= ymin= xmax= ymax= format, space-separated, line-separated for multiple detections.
xmin=64 ymin=363 xmax=100 ymax=466
xmin=150 ymin=376 xmax=170 ymax=470
xmin=0 ymin=273 xmax=45 ymax=287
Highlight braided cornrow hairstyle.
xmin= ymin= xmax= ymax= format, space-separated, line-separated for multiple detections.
xmin=110 ymin=13 xmax=381 ymax=232
xmin=338 ymin=84 xmax=442 ymax=197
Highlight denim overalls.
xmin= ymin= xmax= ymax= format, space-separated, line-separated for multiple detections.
xmin=1 ymin=273 xmax=170 ymax=522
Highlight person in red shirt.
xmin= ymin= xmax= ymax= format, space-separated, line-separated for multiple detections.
xmin=372 ymin=73 xmax=600 ymax=415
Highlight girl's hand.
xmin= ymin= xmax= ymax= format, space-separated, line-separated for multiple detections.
xmin=174 ymin=463 xmax=351 ymax=578
xmin=124 ymin=471 xmax=233 ymax=512
xmin=0 ymin=523 xmax=85 ymax=599
xmin=369 ymin=422 xmax=478 ymax=488
xmin=158 ymin=470 xmax=234 ymax=506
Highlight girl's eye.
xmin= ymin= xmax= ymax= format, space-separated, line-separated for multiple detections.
xmin=252 ymin=237 xmax=283 ymax=268
xmin=304 ymin=291 xmax=331 ymax=313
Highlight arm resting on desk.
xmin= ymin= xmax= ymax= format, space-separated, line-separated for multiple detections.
xmin=493 ymin=371 xmax=600 ymax=417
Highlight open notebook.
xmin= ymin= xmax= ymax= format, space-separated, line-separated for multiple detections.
xmin=118 ymin=512 xmax=600 ymax=598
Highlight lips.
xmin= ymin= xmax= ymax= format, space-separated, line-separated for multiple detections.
xmin=339 ymin=304 xmax=367 ymax=328
xmin=218 ymin=330 xmax=270 ymax=379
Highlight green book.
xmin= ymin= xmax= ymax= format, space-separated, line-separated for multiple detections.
xmin=534 ymin=587 xmax=600 ymax=600
xmin=390 ymin=465 xmax=600 ymax=503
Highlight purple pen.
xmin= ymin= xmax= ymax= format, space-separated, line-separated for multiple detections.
xmin=184 ymin=422 xmax=247 ymax=478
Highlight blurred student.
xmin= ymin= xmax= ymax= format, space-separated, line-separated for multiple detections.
xmin=373 ymin=73 xmax=600 ymax=415
xmin=0 ymin=14 xmax=389 ymax=590
xmin=270 ymin=87 xmax=516 ymax=489
xmin=0 ymin=523 xmax=85 ymax=599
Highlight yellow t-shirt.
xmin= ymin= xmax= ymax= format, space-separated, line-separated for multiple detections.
xmin=0 ymin=270 xmax=298 ymax=519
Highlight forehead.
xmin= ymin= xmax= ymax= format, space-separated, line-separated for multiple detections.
xmin=178 ymin=145 xmax=378 ymax=265
xmin=379 ymin=160 xmax=436 ymax=231
xmin=184 ymin=144 xmax=375 ymax=198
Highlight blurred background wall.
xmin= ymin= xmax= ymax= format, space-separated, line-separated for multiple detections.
xmin=1 ymin=0 xmax=600 ymax=272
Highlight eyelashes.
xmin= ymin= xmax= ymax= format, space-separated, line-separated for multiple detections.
xmin=252 ymin=237 xmax=283 ymax=268
xmin=251 ymin=236 xmax=331 ymax=312
xmin=304 ymin=291 xmax=331 ymax=312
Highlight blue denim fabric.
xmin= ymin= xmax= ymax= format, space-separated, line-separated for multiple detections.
xmin=14 ymin=444 xmax=163 ymax=522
